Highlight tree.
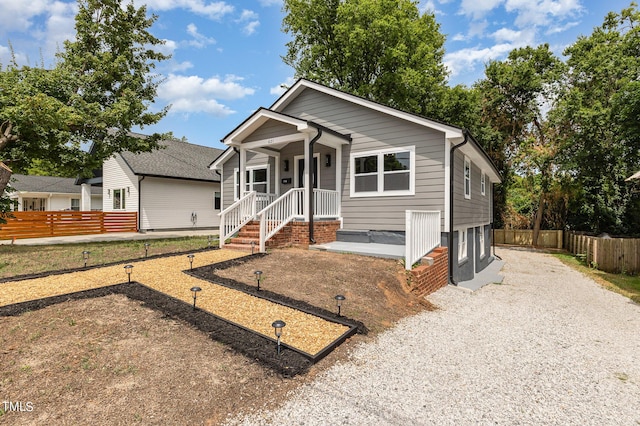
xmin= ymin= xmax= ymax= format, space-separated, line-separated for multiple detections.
xmin=554 ymin=3 xmax=640 ymax=234
xmin=282 ymin=0 xmax=448 ymax=118
xmin=476 ymin=45 xmax=566 ymax=245
xmin=0 ymin=0 xmax=169 ymax=187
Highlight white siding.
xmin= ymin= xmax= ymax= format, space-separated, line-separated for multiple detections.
xmin=140 ymin=177 xmax=220 ymax=231
xmin=103 ymin=155 xmax=138 ymax=213
xmin=49 ymin=195 xmax=76 ymax=210
xmin=91 ymin=195 xmax=103 ymax=211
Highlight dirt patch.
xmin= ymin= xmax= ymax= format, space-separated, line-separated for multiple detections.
xmin=0 ymin=248 xmax=433 ymax=425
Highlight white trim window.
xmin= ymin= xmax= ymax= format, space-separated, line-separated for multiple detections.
xmin=112 ymin=188 xmax=126 ymax=210
xmin=464 ymin=157 xmax=471 ymax=199
xmin=71 ymin=198 xmax=80 ymax=211
xmin=481 ymin=172 xmax=486 ymax=196
xmin=458 ymin=228 xmax=468 ymax=263
xmin=478 ymin=227 xmax=486 ymax=258
xmin=350 ymin=146 xmax=415 ymax=197
xmin=234 ymin=165 xmax=270 ymax=200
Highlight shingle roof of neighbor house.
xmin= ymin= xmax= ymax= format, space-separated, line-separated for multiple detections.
xmin=10 ymin=174 xmax=101 ymax=195
xmin=119 ymin=139 xmax=224 ymax=182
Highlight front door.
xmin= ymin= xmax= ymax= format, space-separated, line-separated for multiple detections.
xmin=296 ymin=156 xmax=318 ymax=189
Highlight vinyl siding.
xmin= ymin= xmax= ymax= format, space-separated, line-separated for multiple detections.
xmin=452 ymin=150 xmax=492 ymax=228
xmin=139 ymin=177 xmax=220 ymax=230
xmin=102 ymin=155 xmax=138 ymax=213
xmin=91 ymin=196 xmax=102 ymax=211
xmin=244 ymin=120 xmax=298 ymax=142
xmin=220 ymin=151 xmax=275 ymax=209
xmin=282 ymin=89 xmax=445 ymax=232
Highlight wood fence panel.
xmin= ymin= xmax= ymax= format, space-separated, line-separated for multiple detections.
xmin=566 ymin=231 xmax=640 ymax=274
xmin=493 ymin=229 xmax=562 ymax=248
xmin=0 ymin=211 xmax=137 ymax=240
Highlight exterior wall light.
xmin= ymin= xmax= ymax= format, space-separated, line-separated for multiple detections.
xmin=124 ymin=264 xmax=133 ymax=282
xmin=254 ymin=270 xmax=263 ymax=291
xmin=272 ymin=320 xmax=286 ymax=355
xmin=190 ymin=286 xmax=202 ymax=310
xmin=335 ymin=294 xmax=346 ymax=316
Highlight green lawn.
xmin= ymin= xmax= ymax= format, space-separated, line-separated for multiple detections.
xmin=553 ymin=252 xmax=640 ymax=304
xmin=0 ymin=237 xmax=216 ymax=279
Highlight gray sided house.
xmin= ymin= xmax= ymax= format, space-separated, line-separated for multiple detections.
xmin=80 ymin=138 xmax=224 ymax=232
xmin=8 ymin=174 xmax=102 ymax=212
xmin=210 ymin=79 xmax=501 ymax=283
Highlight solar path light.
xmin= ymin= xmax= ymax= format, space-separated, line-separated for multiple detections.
xmin=335 ymin=294 xmax=346 ymax=316
xmin=272 ymin=320 xmax=285 ymax=355
xmin=254 ymin=270 xmax=263 ymax=291
xmin=144 ymin=242 xmax=150 ymax=258
xmin=124 ymin=265 xmax=133 ymax=283
xmin=82 ymin=250 xmax=90 ymax=268
xmin=251 ymin=241 xmax=255 ymax=254
xmin=190 ymin=286 xmax=202 ymax=310
xmin=187 ymin=254 xmax=195 ymax=270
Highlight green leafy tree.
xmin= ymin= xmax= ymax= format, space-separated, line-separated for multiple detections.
xmin=0 ymin=0 xmax=169 ymax=186
xmin=282 ymin=0 xmax=448 ymax=118
xmin=476 ymin=44 xmax=566 ymax=244
xmin=554 ymin=3 xmax=640 ymax=234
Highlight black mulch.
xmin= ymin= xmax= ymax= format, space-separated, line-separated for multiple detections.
xmin=0 ymin=251 xmax=366 ymax=377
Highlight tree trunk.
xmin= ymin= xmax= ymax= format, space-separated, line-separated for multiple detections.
xmin=0 ymin=161 xmax=12 ymax=194
xmin=532 ymin=193 xmax=545 ymax=247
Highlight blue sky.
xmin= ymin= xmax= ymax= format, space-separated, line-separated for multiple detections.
xmin=0 ymin=0 xmax=633 ymax=150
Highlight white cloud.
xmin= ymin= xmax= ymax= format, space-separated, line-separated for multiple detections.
xmin=157 ymin=39 xmax=178 ymax=56
xmin=186 ymin=23 xmax=216 ymax=48
xmin=169 ymin=60 xmax=194 ymax=72
xmin=243 ymin=21 xmax=260 ymax=35
xmin=158 ymin=74 xmax=255 ymax=116
xmin=444 ymin=43 xmax=515 ymax=78
xmin=257 ymin=0 xmax=281 ymax=6
xmin=270 ymin=76 xmax=296 ymax=95
xmin=0 ymin=0 xmax=54 ymax=33
xmin=137 ymin=0 xmax=234 ymax=20
xmin=458 ymin=0 xmax=504 ymax=20
xmin=237 ymin=9 xmax=260 ymax=35
xmin=545 ymin=20 xmax=580 ymax=35
xmin=505 ymin=0 xmax=583 ymax=28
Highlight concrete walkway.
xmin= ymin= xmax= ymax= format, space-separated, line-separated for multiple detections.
xmin=0 ymin=229 xmax=219 ymax=246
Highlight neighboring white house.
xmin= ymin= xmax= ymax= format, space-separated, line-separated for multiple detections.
xmin=80 ymin=138 xmax=224 ymax=232
xmin=8 ymin=174 xmax=102 ymax=211
xmin=210 ymin=78 xmax=502 ymax=283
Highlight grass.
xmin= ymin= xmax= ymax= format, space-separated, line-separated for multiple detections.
xmin=553 ymin=252 xmax=640 ymax=303
xmin=0 ymin=236 xmax=215 ymax=278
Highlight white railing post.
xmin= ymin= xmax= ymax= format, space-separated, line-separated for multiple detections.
xmin=218 ymin=191 xmax=258 ymax=246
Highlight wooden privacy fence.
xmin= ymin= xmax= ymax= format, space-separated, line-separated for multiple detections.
xmin=493 ymin=229 xmax=563 ymax=249
xmin=0 ymin=211 xmax=138 ymax=240
xmin=566 ymin=231 xmax=640 ymax=274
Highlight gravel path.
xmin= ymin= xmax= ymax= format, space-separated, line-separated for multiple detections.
xmin=227 ymin=247 xmax=640 ymax=425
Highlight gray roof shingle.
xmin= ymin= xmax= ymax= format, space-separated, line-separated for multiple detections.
xmin=119 ymin=139 xmax=223 ymax=182
xmin=10 ymin=174 xmax=101 ymax=194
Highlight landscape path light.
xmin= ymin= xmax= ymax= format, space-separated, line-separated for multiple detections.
xmin=187 ymin=254 xmax=195 ymax=270
xmin=208 ymin=235 xmax=214 ymax=248
xmin=335 ymin=294 xmax=346 ymax=316
xmin=124 ymin=265 xmax=133 ymax=283
xmin=144 ymin=242 xmax=150 ymax=258
xmin=272 ymin=320 xmax=286 ymax=355
xmin=254 ymin=270 xmax=263 ymax=291
xmin=190 ymin=286 xmax=202 ymax=310
xmin=251 ymin=241 xmax=255 ymax=254
xmin=82 ymin=250 xmax=90 ymax=268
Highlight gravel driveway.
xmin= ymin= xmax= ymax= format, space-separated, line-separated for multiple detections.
xmin=227 ymin=247 xmax=640 ymax=425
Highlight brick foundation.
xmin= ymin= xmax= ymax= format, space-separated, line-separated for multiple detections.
xmin=408 ymin=247 xmax=449 ymax=298
xmin=269 ymin=220 xmax=341 ymax=249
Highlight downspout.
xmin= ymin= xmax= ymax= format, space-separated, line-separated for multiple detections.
xmin=307 ymin=127 xmax=323 ymax=244
xmin=138 ymin=175 xmax=145 ymax=232
xmin=448 ymin=130 xmax=469 ymax=286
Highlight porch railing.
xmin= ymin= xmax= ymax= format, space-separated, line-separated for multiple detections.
xmin=404 ymin=210 xmax=441 ymax=270
xmin=258 ymin=188 xmax=304 ymax=252
xmin=312 ymin=189 xmax=340 ymax=218
xmin=255 ymin=192 xmax=278 ymax=212
xmin=218 ymin=191 xmax=257 ymax=248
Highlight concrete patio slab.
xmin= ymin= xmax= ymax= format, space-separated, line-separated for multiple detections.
xmin=309 ymin=241 xmax=405 ymax=259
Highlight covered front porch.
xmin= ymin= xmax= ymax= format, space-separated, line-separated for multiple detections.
xmin=211 ymin=109 xmax=352 ymax=251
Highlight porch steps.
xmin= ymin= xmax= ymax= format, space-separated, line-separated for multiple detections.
xmin=225 ymin=221 xmax=289 ymax=252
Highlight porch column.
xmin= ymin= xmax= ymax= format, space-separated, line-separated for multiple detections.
xmin=335 ymin=144 xmax=342 ymax=218
xmin=303 ymin=135 xmax=310 ymax=221
xmin=81 ymin=183 xmax=91 ymax=211
xmin=239 ymin=147 xmax=247 ymax=198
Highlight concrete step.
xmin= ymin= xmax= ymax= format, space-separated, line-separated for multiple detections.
xmin=223 ymin=243 xmax=256 ymax=252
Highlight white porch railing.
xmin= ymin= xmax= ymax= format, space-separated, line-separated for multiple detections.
xmin=248 ymin=192 xmax=278 ymax=212
xmin=258 ymin=188 xmax=304 ymax=252
xmin=313 ymin=189 xmax=340 ymax=218
xmin=405 ymin=210 xmax=441 ymax=270
xmin=218 ymin=191 xmax=257 ymax=248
